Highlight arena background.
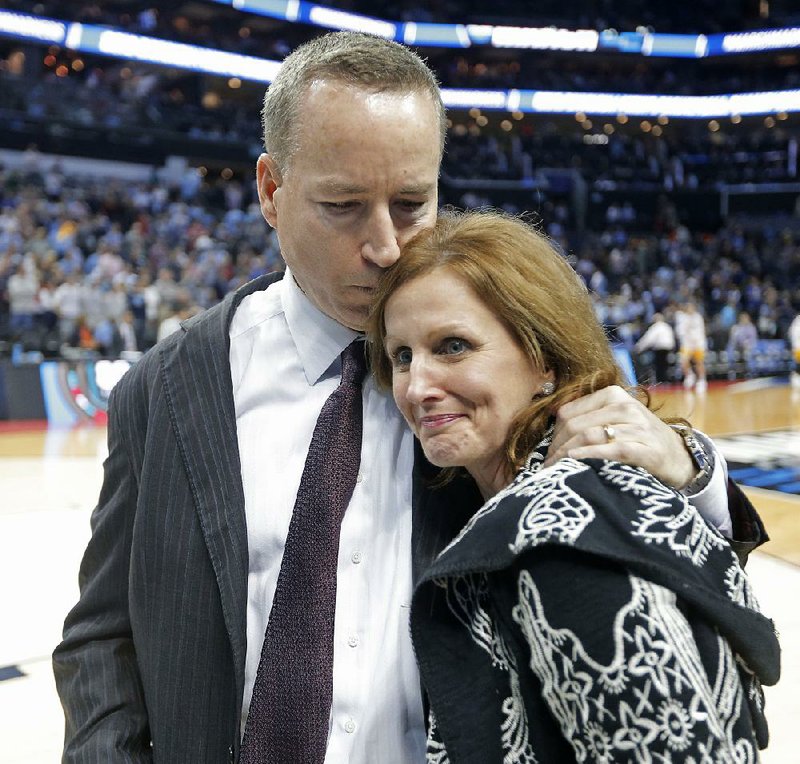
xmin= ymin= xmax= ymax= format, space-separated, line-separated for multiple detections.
xmin=0 ymin=1 xmax=798 ymax=761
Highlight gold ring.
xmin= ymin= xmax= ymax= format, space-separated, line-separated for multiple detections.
xmin=603 ymin=425 xmax=616 ymax=443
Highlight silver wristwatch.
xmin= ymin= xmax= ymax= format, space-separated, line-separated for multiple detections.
xmin=673 ymin=425 xmax=714 ymax=495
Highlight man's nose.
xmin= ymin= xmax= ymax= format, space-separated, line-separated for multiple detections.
xmin=361 ymin=210 xmax=401 ymax=268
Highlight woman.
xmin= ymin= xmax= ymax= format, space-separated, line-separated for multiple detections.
xmin=367 ymin=210 xmax=779 ymax=763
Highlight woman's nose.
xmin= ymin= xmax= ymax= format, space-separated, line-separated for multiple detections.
xmin=405 ymin=358 xmax=441 ymax=404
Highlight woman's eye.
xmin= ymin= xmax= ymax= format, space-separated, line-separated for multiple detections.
xmin=442 ymin=338 xmax=469 ymax=355
xmin=391 ymin=348 xmax=412 ymax=367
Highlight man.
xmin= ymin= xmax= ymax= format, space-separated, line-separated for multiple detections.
xmin=634 ymin=311 xmax=676 ymax=383
xmin=53 ymin=32 xmax=764 ymax=763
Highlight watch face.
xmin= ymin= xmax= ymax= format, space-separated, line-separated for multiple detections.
xmin=694 ymin=438 xmax=711 ymax=470
xmin=680 ymin=431 xmax=713 ymax=496
xmin=686 ymin=434 xmax=709 ymax=470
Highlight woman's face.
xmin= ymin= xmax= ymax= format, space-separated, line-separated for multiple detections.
xmin=383 ymin=268 xmax=552 ymax=496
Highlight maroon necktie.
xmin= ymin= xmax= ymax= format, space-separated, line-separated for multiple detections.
xmin=241 ymin=340 xmax=367 ymax=764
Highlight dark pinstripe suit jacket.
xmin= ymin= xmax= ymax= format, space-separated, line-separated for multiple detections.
xmin=52 ymin=273 xmax=481 ymax=763
xmin=52 ymin=274 xmax=765 ymax=763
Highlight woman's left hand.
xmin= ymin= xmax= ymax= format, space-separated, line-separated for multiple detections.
xmin=544 ymin=385 xmax=697 ymax=489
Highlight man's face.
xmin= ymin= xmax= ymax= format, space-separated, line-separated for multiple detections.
xmin=257 ymin=81 xmax=441 ymax=330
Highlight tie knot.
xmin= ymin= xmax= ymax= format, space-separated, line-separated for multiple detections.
xmin=340 ymin=339 xmax=367 ymax=387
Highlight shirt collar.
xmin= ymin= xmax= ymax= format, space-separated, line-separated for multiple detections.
xmin=283 ymin=268 xmax=361 ymax=385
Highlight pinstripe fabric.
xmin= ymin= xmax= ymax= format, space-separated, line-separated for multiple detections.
xmin=53 ymin=274 xmax=280 ymax=763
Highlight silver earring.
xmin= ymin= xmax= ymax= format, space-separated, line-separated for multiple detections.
xmin=540 ymin=381 xmax=555 ymax=396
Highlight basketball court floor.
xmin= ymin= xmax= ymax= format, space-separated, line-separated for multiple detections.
xmin=0 ymin=379 xmax=798 ymax=762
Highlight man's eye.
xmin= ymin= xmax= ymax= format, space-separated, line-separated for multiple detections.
xmin=397 ymin=200 xmax=425 ymax=213
xmin=322 ymin=202 xmax=358 ymax=212
xmin=441 ymin=338 xmax=469 ymax=355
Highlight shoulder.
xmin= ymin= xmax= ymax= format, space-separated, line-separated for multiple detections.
xmin=501 ymin=458 xmax=726 ymax=566
xmin=111 ymin=273 xmax=282 ymax=412
xmin=426 ymin=457 xmax=729 ymax=581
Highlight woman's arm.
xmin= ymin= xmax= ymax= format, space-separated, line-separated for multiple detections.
xmin=545 ymin=387 xmax=766 ymax=562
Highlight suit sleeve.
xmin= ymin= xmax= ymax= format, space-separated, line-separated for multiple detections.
xmin=684 ymin=429 xmax=766 ymax=565
xmin=726 ymin=478 xmax=768 ymax=566
xmin=508 ymin=548 xmax=757 ymax=761
xmin=52 ymin=384 xmax=153 ymax=763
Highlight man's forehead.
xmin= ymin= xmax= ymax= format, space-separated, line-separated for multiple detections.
xmin=300 ymin=81 xmax=441 ymax=127
xmin=313 ymin=178 xmax=438 ymax=195
xmin=304 ymin=78 xmax=429 ymax=103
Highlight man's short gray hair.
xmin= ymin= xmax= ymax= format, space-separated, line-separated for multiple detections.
xmin=262 ymin=31 xmax=446 ymax=173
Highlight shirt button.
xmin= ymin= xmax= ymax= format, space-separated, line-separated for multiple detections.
xmin=356 ymin=472 xmax=363 ymax=483
xmin=351 ymin=550 xmax=363 ymax=564
xmin=344 ymin=719 xmax=356 ymax=734
xmin=347 ymin=634 xmax=359 ymax=648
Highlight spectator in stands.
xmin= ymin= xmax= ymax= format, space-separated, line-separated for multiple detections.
xmin=52 ymin=31 xmax=760 ymax=763
xmin=92 ymin=315 xmax=117 ymax=356
xmin=126 ymin=273 xmax=150 ymax=347
xmin=140 ymin=271 xmax=162 ymax=345
xmin=72 ymin=314 xmax=98 ymax=353
xmin=634 ymin=311 xmax=675 ymax=383
xmin=7 ymin=261 xmax=40 ymax=338
xmin=103 ymin=280 xmax=129 ymax=326
xmin=35 ymin=277 xmax=59 ymax=333
xmin=727 ymin=311 xmax=759 ymax=377
xmin=756 ymin=304 xmax=778 ymax=340
xmin=675 ymin=300 xmax=708 ymax=392
xmin=153 ymin=266 xmax=179 ymax=317
xmin=91 ymin=242 xmax=125 ymax=282
xmin=113 ymin=310 xmax=138 ymax=355
xmin=716 ymin=294 xmax=739 ymax=335
xmin=52 ymin=272 xmax=85 ymax=344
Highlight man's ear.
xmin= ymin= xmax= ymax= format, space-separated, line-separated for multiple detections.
xmin=256 ymin=153 xmax=282 ymax=228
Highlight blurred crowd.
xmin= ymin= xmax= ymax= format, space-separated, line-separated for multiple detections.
xmin=2 ymin=62 xmax=798 ymax=194
xmin=0 ymin=161 xmax=281 ymax=358
xmin=1 ymin=158 xmax=798 ymax=387
xmin=444 ymin=124 xmax=798 ymax=189
xmin=568 ymin=211 xmax=800 ymax=385
xmin=3 ymin=0 xmax=799 ymax=201
xmin=1 ymin=1 xmax=799 ymax=382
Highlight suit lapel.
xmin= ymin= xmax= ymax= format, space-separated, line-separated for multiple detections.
xmin=159 ymin=273 xmax=282 ymax=706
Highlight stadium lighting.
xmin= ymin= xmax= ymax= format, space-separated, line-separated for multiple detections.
xmin=1 ymin=10 xmax=798 ymax=118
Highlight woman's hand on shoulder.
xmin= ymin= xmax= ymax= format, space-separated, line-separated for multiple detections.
xmin=544 ymin=385 xmax=696 ymax=489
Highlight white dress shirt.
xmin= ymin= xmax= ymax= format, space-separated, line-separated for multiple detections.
xmin=230 ymin=271 xmax=425 ymax=763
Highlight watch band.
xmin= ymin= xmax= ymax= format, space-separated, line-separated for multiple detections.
xmin=673 ymin=425 xmax=714 ymax=495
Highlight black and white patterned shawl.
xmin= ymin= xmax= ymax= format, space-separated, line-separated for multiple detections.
xmin=410 ymin=435 xmax=780 ymax=763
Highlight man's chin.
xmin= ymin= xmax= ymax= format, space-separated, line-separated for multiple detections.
xmin=337 ymin=304 xmax=369 ymax=332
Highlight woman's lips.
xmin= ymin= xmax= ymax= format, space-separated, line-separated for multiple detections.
xmin=419 ymin=414 xmax=464 ymax=429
